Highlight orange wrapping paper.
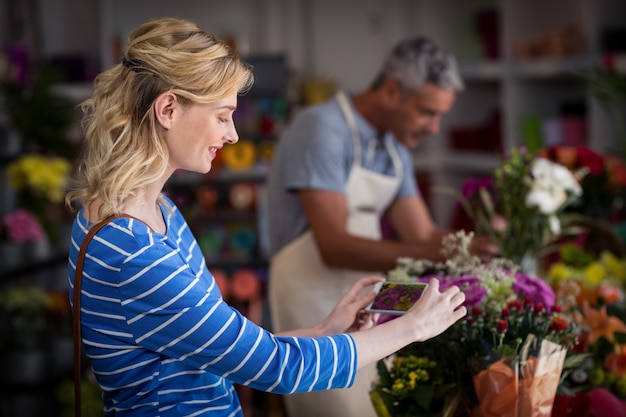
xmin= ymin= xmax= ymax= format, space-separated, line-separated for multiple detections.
xmin=472 ymin=336 xmax=566 ymax=417
xmin=473 ymin=359 xmax=518 ymax=417
xmin=519 ymin=340 xmax=566 ymax=417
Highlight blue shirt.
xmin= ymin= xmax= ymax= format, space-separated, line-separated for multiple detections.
xmin=266 ymin=93 xmax=418 ymax=257
xmin=67 ymin=196 xmax=357 ymax=416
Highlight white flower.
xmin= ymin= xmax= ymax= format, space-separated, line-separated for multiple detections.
xmin=525 ymin=158 xmax=582 ymax=215
xmin=548 ymin=215 xmax=561 ymax=235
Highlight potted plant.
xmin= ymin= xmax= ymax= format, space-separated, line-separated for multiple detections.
xmin=0 ymin=284 xmax=55 ymax=385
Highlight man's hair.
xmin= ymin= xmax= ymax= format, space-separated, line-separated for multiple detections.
xmin=371 ymin=37 xmax=463 ymax=92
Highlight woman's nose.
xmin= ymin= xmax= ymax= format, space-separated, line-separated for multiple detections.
xmin=225 ymin=125 xmax=239 ymax=144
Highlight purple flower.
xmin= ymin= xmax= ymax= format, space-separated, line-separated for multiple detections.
xmin=418 ymin=275 xmax=486 ymax=308
xmin=512 ymin=272 xmax=555 ymax=311
xmin=5 ymin=44 xmax=30 ymax=87
xmin=461 ymin=176 xmax=494 ymax=199
xmin=2 ymin=209 xmax=45 ymax=243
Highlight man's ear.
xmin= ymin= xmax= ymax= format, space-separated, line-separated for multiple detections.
xmin=154 ymin=91 xmax=178 ymax=129
xmin=380 ymin=78 xmax=403 ymax=105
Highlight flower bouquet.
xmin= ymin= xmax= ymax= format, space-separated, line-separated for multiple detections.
xmin=539 ymin=146 xmax=626 ymax=222
xmin=548 ymin=243 xmax=626 ymax=308
xmin=542 ymin=239 xmax=626 ymax=416
xmin=455 ymin=147 xmax=584 ymax=268
xmin=370 ymin=232 xmax=580 ymax=417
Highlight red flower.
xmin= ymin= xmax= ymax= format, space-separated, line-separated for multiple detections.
xmin=496 ymin=319 xmax=508 ymax=334
xmin=576 ymin=147 xmax=605 ymax=175
xmin=606 ymin=155 xmax=626 ymax=188
xmin=552 ymin=388 xmax=626 ymax=417
xmin=550 ymin=316 xmax=570 ymax=333
xmin=507 ymin=299 xmax=524 ymax=311
xmin=604 ymin=347 xmax=626 ymax=377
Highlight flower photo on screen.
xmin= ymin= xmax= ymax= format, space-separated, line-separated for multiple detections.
xmin=370 ymin=282 xmax=427 ymax=313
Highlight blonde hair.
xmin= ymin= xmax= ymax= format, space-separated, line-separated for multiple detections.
xmin=65 ymin=17 xmax=254 ymax=218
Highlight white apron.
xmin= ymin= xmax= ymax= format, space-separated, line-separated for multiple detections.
xmin=269 ymin=91 xmax=403 ymax=417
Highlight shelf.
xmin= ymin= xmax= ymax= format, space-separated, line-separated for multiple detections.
xmin=0 ymin=250 xmax=68 ymax=283
xmin=442 ymin=152 xmax=503 ymax=173
xmin=168 ymin=166 xmax=270 ymax=187
xmin=52 ymin=82 xmax=93 ymax=103
xmin=510 ymin=57 xmax=594 ymax=79
xmin=459 ymin=61 xmax=503 ymax=81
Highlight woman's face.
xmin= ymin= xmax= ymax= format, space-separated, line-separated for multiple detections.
xmin=166 ymin=94 xmax=239 ymax=174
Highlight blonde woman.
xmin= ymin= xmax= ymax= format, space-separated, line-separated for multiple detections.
xmin=66 ymin=17 xmax=466 ymax=416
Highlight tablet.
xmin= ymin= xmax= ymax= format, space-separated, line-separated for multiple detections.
xmin=365 ymin=281 xmax=428 ymax=315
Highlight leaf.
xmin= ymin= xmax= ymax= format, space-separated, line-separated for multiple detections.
xmin=376 ymin=359 xmax=394 ymax=388
xmin=413 ymin=384 xmax=435 ymax=411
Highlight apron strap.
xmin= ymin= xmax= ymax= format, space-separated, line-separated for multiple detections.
xmin=336 ymin=91 xmax=362 ymax=171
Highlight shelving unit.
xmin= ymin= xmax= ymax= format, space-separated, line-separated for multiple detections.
xmin=411 ymin=0 xmax=626 ymax=227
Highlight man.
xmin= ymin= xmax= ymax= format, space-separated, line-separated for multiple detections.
xmin=266 ymin=36 xmax=497 ymax=417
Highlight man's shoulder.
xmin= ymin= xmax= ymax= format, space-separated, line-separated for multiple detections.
xmin=290 ymin=97 xmax=345 ymax=129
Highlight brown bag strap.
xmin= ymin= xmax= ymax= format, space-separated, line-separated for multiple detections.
xmin=73 ymin=214 xmax=130 ymax=417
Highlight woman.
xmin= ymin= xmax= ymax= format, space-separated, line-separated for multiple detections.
xmin=65 ymin=17 xmax=466 ymax=416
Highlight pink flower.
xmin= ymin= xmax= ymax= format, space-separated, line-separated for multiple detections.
xmin=489 ymin=214 xmax=508 ymax=232
xmin=2 ymin=209 xmax=45 ymax=243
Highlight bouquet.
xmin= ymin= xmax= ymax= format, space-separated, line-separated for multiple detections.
xmin=544 ymin=239 xmax=626 ymax=415
xmin=457 ymin=147 xmax=584 ymax=266
xmin=539 ymin=146 xmax=626 ymax=222
xmin=370 ymin=231 xmax=580 ymax=417
xmin=548 ymin=243 xmax=626 ymax=308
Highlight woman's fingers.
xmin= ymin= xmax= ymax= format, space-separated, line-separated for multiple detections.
xmin=404 ymin=278 xmax=467 ymax=341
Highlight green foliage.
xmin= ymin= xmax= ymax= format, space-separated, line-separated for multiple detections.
xmin=1 ymin=64 xmax=74 ymax=157
xmin=582 ymin=66 xmax=626 ymax=160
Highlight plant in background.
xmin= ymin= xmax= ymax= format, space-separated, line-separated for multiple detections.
xmin=1 ymin=208 xmax=45 ymax=244
xmin=7 ymin=153 xmax=71 ymax=242
xmin=0 ymin=285 xmax=53 ymax=350
xmin=455 ymin=147 xmax=584 ymax=266
xmin=0 ymin=43 xmax=74 ymax=157
xmin=370 ymin=231 xmax=581 ymax=417
xmin=581 ymin=65 xmax=626 ymax=162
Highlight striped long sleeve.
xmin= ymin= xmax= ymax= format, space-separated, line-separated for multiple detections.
xmin=68 ymin=197 xmax=357 ymax=417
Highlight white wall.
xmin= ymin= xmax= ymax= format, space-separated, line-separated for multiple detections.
xmin=30 ymin=0 xmax=444 ymax=93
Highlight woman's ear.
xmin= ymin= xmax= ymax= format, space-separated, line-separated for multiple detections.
xmin=154 ymin=91 xmax=178 ymax=129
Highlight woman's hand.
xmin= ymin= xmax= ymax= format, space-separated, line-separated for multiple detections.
xmin=318 ymin=276 xmax=384 ymax=335
xmin=275 ymin=276 xmax=384 ymax=338
xmin=403 ymin=277 xmax=466 ymax=342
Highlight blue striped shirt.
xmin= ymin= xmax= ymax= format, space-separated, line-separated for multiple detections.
xmin=67 ymin=196 xmax=357 ymax=416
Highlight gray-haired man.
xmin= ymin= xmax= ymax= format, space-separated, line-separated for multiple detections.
xmin=266 ymin=37 xmax=497 ymax=417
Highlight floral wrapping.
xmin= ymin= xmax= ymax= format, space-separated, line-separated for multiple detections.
xmin=472 ymin=335 xmax=566 ymax=417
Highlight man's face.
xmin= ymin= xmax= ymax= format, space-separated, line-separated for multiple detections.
xmin=387 ymin=82 xmax=455 ymax=149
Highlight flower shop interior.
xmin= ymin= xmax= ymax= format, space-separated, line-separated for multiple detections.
xmin=1 ymin=0 xmax=626 ymax=416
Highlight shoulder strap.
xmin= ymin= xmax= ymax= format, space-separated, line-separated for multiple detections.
xmin=72 ymin=214 xmax=129 ymax=416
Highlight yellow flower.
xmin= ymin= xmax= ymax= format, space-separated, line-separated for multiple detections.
xmin=7 ymin=154 xmax=70 ymax=203
xmin=548 ymin=263 xmax=571 ymax=282
xmin=602 ymin=252 xmax=626 ymax=282
xmin=584 ymin=262 xmax=606 ymax=286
